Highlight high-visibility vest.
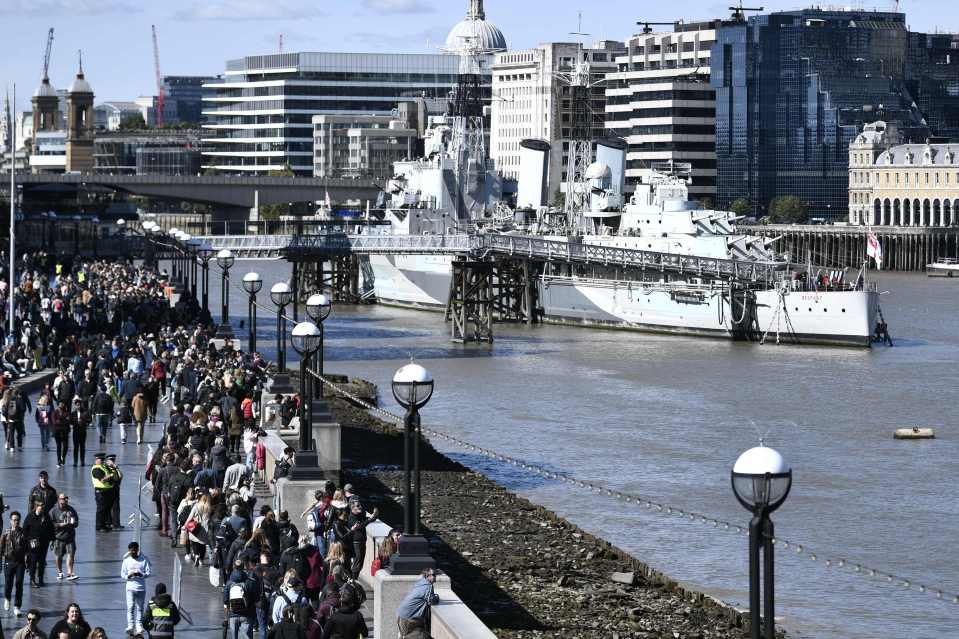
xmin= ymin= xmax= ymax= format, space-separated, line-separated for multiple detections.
xmin=91 ymin=465 xmax=113 ymax=490
xmin=148 ymin=601 xmax=175 ymax=637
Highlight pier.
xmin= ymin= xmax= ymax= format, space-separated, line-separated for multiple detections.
xmin=745 ymin=224 xmax=959 ymax=271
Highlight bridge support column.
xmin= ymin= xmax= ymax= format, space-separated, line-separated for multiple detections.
xmin=445 ymin=260 xmax=493 ymax=344
xmin=490 ymin=258 xmax=540 ymax=325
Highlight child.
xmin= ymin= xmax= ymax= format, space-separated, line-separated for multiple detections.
xmin=117 ymin=398 xmax=132 ymax=445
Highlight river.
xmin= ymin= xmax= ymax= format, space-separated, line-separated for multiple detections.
xmin=202 ymin=261 xmax=958 ymax=639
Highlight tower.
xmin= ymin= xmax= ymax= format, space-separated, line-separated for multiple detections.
xmin=65 ymin=52 xmax=94 ymax=173
xmin=31 ymin=76 xmax=60 ymax=156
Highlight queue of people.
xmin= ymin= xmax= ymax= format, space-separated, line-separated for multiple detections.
xmin=0 ymin=253 xmax=442 ymax=639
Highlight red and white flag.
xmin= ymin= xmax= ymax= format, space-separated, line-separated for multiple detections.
xmin=867 ymin=232 xmax=883 ymax=270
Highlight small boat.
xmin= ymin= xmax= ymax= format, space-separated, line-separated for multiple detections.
xmin=894 ymin=426 xmax=936 ymax=440
xmin=926 ymin=258 xmax=959 ymax=277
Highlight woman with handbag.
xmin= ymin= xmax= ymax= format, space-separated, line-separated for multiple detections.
xmin=185 ymin=495 xmax=212 ymax=568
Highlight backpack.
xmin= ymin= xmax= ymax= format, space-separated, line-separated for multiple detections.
xmin=341 ymin=579 xmax=367 ymax=607
xmin=228 ymin=580 xmax=250 ymax=615
xmin=274 ymin=458 xmax=292 ymax=481
xmin=280 ymin=592 xmax=313 ymax=628
xmin=278 ymin=524 xmax=298 ymax=554
xmin=215 ymin=519 xmax=238 ymax=551
xmin=5 ymin=397 xmax=24 ymax=421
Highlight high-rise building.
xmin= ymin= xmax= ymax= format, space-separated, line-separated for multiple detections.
xmin=712 ymin=8 xmax=932 ymax=219
xmin=491 ymin=41 xmax=623 ymax=203
xmin=605 ymin=22 xmax=718 ymax=201
xmin=161 ymin=75 xmax=218 ymax=125
xmin=201 ymin=52 xmax=460 ymax=176
xmin=906 ymin=32 xmax=959 ymax=142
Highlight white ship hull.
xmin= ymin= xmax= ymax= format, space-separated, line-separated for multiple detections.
xmin=367 ymin=255 xmax=879 ymax=347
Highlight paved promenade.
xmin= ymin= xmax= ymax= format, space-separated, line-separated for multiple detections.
xmin=0 ymin=391 xmax=224 ymax=637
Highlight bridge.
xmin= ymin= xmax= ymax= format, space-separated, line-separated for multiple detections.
xmin=192 ymin=234 xmax=293 ymax=259
xmin=2 ymin=172 xmax=381 ymax=207
xmin=285 ymin=232 xmax=787 ymax=281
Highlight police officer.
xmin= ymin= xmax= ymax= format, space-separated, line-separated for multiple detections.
xmin=142 ymin=582 xmax=181 ymax=639
xmin=106 ymin=455 xmax=125 ymax=530
xmin=91 ymin=453 xmax=117 ymax=531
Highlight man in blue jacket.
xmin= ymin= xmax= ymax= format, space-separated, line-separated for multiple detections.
xmin=395 ymin=568 xmax=439 ymax=639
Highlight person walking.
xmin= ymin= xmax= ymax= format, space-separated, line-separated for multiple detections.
xmin=50 ymin=403 xmax=70 ymax=468
xmin=22 ymin=501 xmax=52 ymax=588
xmin=33 ymin=395 xmax=52 ymax=452
xmin=48 ymin=494 xmax=79 ymax=581
xmin=1 ymin=511 xmax=28 ymax=617
xmin=395 ymin=568 xmax=439 ymax=639
xmin=26 ymin=473 xmax=57 ymax=516
xmin=48 ymin=604 xmax=90 ymax=639
xmin=90 ymin=453 xmax=117 ymax=532
xmin=3 ymin=389 xmax=29 ymax=451
xmin=121 ymin=541 xmax=152 ymax=638
xmin=10 ymin=609 xmax=45 ymax=639
xmin=91 ymin=387 xmax=113 ymax=445
xmin=322 ymin=582 xmax=368 ymax=639
xmin=132 ymin=391 xmax=148 ymax=445
xmin=223 ymin=558 xmax=259 ymax=639
xmin=69 ymin=398 xmax=90 ymax=467
xmin=141 ymin=583 xmax=181 ymax=639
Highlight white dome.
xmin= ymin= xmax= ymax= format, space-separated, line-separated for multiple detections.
xmin=445 ymin=0 xmax=506 ymax=52
xmin=585 ymin=162 xmax=611 ymax=179
xmin=33 ymin=78 xmax=57 ymax=98
xmin=69 ymin=74 xmax=93 ymax=94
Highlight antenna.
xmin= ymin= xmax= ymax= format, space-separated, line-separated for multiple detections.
xmin=636 ymin=21 xmax=674 ymax=35
xmin=728 ymin=1 xmax=764 ymax=23
xmin=279 ymin=33 xmax=283 ymax=54
xmin=77 ymin=49 xmax=83 ymax=74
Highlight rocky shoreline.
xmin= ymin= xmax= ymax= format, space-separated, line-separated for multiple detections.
xmin=329 ymin=389 xmax=783 ymax=639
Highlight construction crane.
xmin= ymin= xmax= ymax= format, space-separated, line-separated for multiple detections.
xmin=42 ymin=28 xmax=54 ymax=80
xmin=279 ymin=33 xmax=284 ymax=54
xmin=728 ymin=1 xmax=764 ymax=23
xmin=152 ymin=24 xmax=164 ymax=127
xmin=636 ymin=21 xmax=674 ymax=35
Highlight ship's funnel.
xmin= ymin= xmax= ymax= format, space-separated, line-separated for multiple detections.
xmin=595 ymin=137 xmax=627 ymax=197
xmin=517 ymin=138 xmax=551 ymax=209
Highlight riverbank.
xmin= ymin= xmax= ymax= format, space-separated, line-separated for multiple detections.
xmin=329 ymin=390 xmax=780 ymax=639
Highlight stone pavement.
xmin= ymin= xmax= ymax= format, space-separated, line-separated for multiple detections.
xmin=0 ymin=393 xmax=224 ymax=638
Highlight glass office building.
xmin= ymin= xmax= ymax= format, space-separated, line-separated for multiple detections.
xmin=201 ymin=52 xmax=464 ymax=176
xmin=712 ymin=9 xmax=932 ymax=219
xmin=906 ymin=33 xmax=959 ymax=142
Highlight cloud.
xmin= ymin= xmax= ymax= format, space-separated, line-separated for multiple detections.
xmin=0 ymin=0 xmax=141 ymax=15
xmin=349 ymin=26 xmax=449 ymax=51
xmin=174 ymin=0 xmax=322 ymax=21
xmin=361 ymin=0 xmax=434 ymax=14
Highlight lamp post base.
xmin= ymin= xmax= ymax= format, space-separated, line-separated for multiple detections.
xmin=271 ymin=374 xmax=295 ymax=394
xmin=288 ymin=451 xmax=326 ymax=480
xmin=389 ymin=535 xmax=435 ymax=575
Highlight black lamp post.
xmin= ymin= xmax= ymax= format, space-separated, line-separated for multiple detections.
xmin=216 ymin=248 xmax=235 ymax=338
xmin=270 ymin=282 xmax=293 ymax=372
xmin=242 ymin=272 xmax=263 ymax=354
xmin=389 ymin=362 xmax=436 ymax=574
xmin=731 ymin=445 xmax=792 ymax=639
xmin=188 ymin=238 xmax=200 ymax=302
xmin=305 ymin=292 xmax=332 ymax=400
xmin=169 ymin=228 xmax=181 ymax=282
xmin=198 ymin=243 xmax=213 ymax=318
xmin=290 ymin=321 xmax=322 ymax=468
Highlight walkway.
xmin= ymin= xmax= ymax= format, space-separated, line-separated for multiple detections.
xmin=0 ymin=392 xmax=224 ymax=637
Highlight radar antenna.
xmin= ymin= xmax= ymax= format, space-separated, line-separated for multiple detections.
xmin=635 ymin=21 xmax=674 ymax=35
xmin=728 ymin=1 xmax=764 ymax=23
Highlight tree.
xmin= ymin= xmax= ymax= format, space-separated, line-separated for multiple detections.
xmin=267 ymin=165 xmax=295 ymax=178
xmin=768 ymin=196 xmax=808 ymax=224
xmin=699 ymin=197 xmax=715 ymax=210
xmin=119 ymin=114 xmax=146 ymax=130
xmin=729 ymin=198 xmax=751 ymax=216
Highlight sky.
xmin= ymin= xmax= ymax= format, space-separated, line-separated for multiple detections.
xmin=1 ymin=0 xmax=958 ymax=112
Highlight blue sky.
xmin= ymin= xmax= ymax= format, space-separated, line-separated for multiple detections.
xmin=1 ymin=0 xmax=957 ymax=112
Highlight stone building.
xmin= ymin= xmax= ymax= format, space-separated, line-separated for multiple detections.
xmin=65 ymin=60 xmax=95 ymax=172
xmin=849 ymin=120 xmax=959 ymax=226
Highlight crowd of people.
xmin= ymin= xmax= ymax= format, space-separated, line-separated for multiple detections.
xmin=0 ymin=252 xmax=440 ymax=639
